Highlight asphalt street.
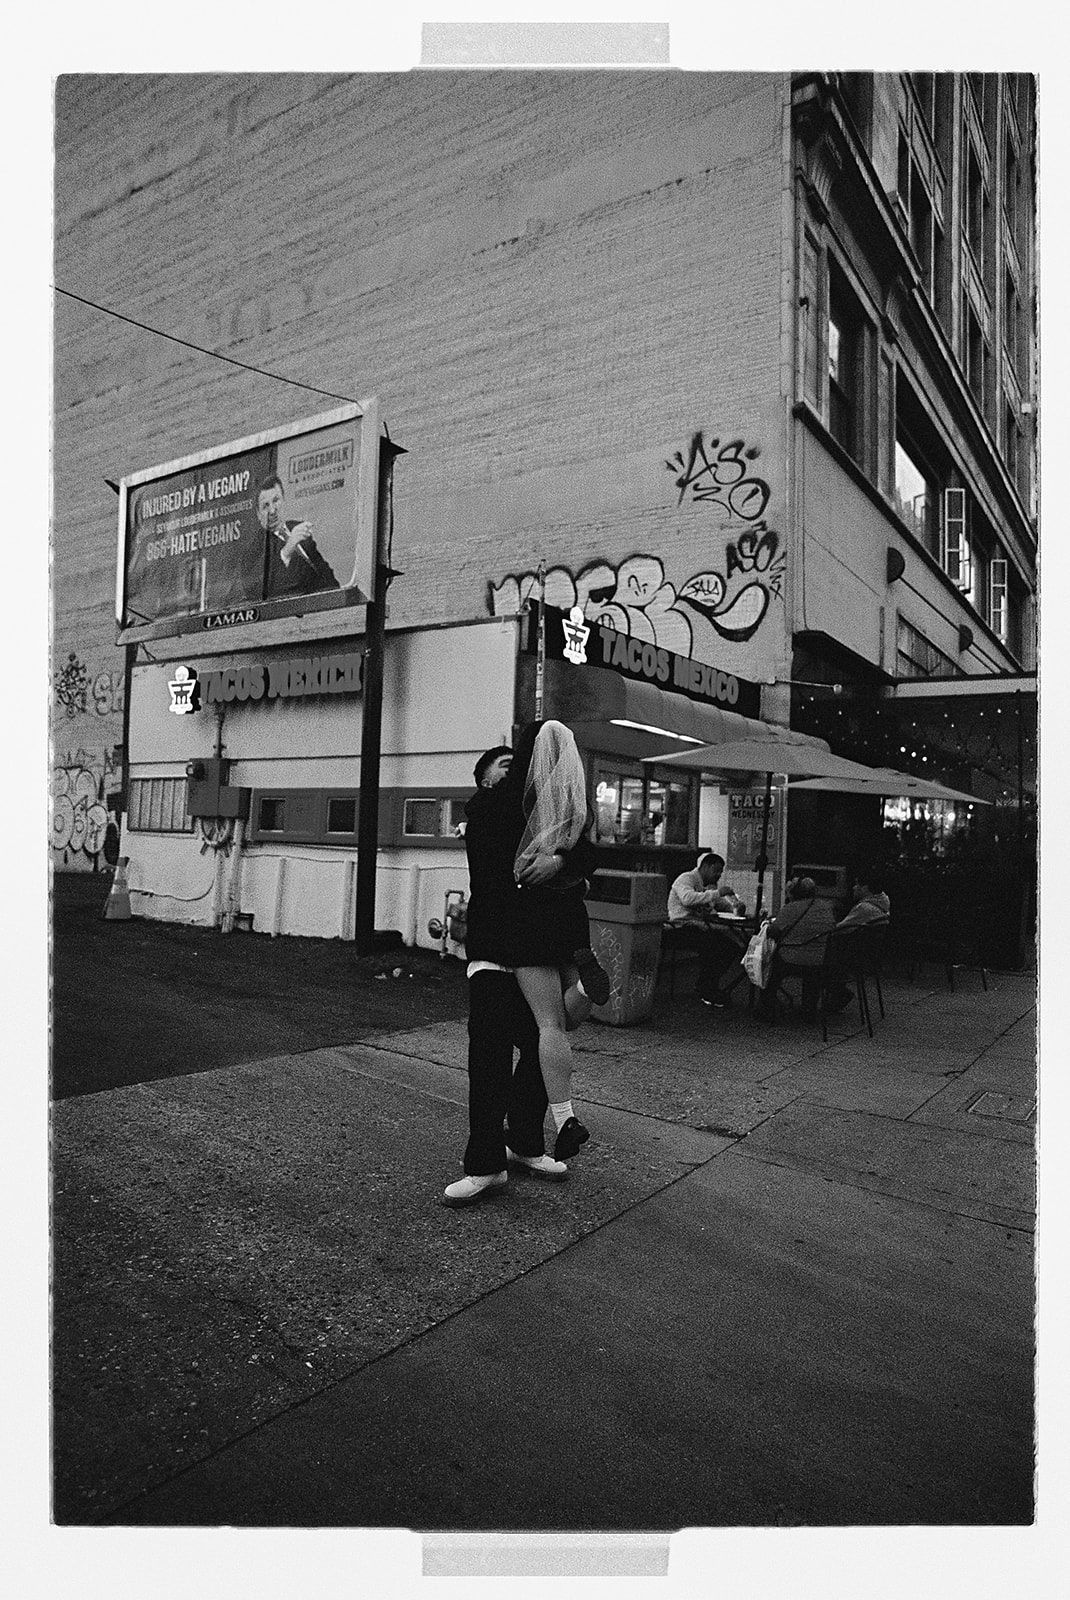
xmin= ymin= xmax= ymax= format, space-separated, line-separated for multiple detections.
xmin=50 ymin=872 xmax=1038 ymax=1535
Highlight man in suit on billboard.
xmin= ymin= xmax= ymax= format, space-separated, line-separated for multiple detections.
xmin=257 ymin=473 xmax=340 ymax=599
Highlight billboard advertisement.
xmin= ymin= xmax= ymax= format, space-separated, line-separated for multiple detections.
xmin=117 ymin=402 xmax=379 ymax=640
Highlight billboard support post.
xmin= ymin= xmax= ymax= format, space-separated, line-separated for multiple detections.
xmin=354 ymin=435 xmax=406 ymax=956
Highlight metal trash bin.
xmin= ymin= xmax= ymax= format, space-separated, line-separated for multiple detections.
xmin=584 ymin=870 xmax=668 ymax=1026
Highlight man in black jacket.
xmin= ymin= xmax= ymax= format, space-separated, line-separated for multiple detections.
xmin=443 ymin=743 xmax=594 ymax=1207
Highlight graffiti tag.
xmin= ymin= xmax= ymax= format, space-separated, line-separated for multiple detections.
xmin=667 ymin=433 xmax=771 ymax=522
xmin=489 ymin=432 xmax=785 ymax=660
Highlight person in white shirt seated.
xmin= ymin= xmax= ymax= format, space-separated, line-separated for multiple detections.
xmin=666 ymin=851 xmax=748 ymax=1008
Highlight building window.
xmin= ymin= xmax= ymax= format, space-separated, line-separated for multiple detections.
xmin=967 ymin=73 xmax=989 ymax=126
xmin=896 ymin=617 xmax=960 ymax=680
xmin=1004 ymin=128 xmax=1019 ymax=235
xmin=909 ymin=163 xmax=936 ymax=296
xmin=403 ymin=798 xmax=440 ymax=837
xmin=894 ymin=374 xmax=952 ymax=559
xmin=325 ymin=796 xmax=356 ymax=834
xmin=800 ymin=230 xmax=822 ymax=408
xmin=964 ymin=141 xmax=985 ymax=268
xmin=1003 ymin=267 xmax=1020 ymax=371
xmin=1004 ymin=400 xmax=1020 ymax=484
xmin=128 ymin=777 xmax=194 ymax=833
xmin=838 ymin=73 xmax=872 ymax=145
xmin=962 ymin=296 xmax=988 ymax=410
xmin=827 ymin=263 xmax=868 ymax=466
xmin=894 ymin=433 xmax=938 ymax=555
xmin=258 ymin=796 xmax=286 ymax=832
xmin=911 ymin=73 xmax=936 ymax=132
xmin=989 ymin=557 xmax=1009 ymax=642
xmin=940 ymin=488 xmax=973 ymax=593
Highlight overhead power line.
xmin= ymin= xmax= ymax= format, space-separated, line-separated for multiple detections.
xmin=53 ymin=285 xmax=361 ymax=406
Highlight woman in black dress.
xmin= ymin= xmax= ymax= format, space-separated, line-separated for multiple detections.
xmin=463 ymin=720 xmax=609 ymax=1160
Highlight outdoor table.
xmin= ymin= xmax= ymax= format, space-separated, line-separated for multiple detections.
xmin=707 ymin=912 xmax=760 ymax=999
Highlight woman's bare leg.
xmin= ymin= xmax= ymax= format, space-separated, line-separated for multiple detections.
xmin=514 ymin=965 xmax=574 ymax=1104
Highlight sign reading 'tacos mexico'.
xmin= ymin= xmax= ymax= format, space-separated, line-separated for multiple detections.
xmin=530 ymin=603 xmax=762 ymax=719
xmin=168 ymin=651 xmax=363 ymax=713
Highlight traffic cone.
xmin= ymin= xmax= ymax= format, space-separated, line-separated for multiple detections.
xmin=102 ymin=856 xmax=133 ymax=921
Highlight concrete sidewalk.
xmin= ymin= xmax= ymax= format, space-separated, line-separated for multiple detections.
xmin=51 ymin=965 xmax=1036 ymax=1527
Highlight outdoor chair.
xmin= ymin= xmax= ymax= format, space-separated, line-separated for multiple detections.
xmin=902 ymin=903 xmax=988 ymax=993
xmin=810 ymin=921 xmax=889 ymax=1042
xmin=660 ymin=922 xmax=694 ymax=997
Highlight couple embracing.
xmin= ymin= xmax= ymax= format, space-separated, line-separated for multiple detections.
xmin=443 ymin=720 xmax=610 ymax=1208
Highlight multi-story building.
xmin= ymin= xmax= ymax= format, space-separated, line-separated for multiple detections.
xmin=52 ymin=70 xmax=1036 ymax=962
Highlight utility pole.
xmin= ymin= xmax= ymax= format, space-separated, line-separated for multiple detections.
xmin=354 ymin=432 xmax=406 ymax=955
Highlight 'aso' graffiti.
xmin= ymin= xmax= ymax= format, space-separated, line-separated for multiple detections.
xmin=489 ymin=432 xmax=785 ymax=660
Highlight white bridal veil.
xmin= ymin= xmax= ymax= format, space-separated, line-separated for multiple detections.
xmin=514 ymin=720 xmax=588 ymax=876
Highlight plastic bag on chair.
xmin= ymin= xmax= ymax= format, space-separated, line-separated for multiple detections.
xmin=742 ymin=921 xmax=774 ymax=989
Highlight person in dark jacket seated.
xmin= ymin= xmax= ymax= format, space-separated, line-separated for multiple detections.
xmin=766 ymin=875 xmax=837 ymax=1018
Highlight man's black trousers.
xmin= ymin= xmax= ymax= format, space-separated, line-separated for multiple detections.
xmin=463 ymin=969 xmax=548 ymax=1176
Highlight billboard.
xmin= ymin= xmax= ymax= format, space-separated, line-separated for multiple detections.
xmin=116 ymin=402 xmax=380 ymax=640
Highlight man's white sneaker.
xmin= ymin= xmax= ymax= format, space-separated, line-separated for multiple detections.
xmin=442 ymin=1170 xmax=507 ymax=1207
xmin=505 ymin=1149 xmax=568 ymax=1181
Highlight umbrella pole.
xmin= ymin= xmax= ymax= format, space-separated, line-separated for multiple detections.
xmin=534 ymin=561 xmax=546 ymax=721
xmin=754 ymin=771 xmax=773 ymax=919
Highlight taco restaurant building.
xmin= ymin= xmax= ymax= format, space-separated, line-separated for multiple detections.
xmin=117 ymin=407 xmax=796 ymax=947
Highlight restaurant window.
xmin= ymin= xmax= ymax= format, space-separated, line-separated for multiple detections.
xmin=594 ymin=766 xmax=691 ymax=847
xmin=403 ymin=798 xmax=440 ymax=837
xmin=258 ymin=796 xmax=286 ymax=833
xmin=325 ymin=796 xmax=356 ymax=834
xmin=128 ymin=777 xmax=194 ymax=834
xmin=827 ymin=262 xmax=868 ymax=467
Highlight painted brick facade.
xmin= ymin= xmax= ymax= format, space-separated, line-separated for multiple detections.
xmin=53 ymin=70 xmax=794 ymax=866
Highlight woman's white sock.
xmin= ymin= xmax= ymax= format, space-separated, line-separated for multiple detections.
xmin=549 ymin=1100 xmax=574 ymax=1132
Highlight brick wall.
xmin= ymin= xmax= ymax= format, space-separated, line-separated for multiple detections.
xmin=53 ymin=70 xmax=791 ymax=839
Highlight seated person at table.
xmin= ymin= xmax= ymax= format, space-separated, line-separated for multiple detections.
xmin=823 ymin=867 xmax=892 ymax=1013
xmin=837 ymin=867 xmax=891 ymax=929
xmin=667 ymin=852 xmax=746 ymax=1009
xmin=766 ymin=874 xmax=837 ymax=1018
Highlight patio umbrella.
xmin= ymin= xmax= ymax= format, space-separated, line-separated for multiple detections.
xmin=643 ymin=738 xmax=898 ymax=915
xmin=789 ymin=769 xmax=991 ymax=804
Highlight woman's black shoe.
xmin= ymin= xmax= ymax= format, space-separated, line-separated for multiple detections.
xmin=573 ymin=947 xmax=611 ymax=1006
xmin=554 ymin=1116 xmax=590 ymax=1161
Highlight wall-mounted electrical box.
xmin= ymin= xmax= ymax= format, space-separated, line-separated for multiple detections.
xmin=185 ymin=757 xmax=250 ymax=821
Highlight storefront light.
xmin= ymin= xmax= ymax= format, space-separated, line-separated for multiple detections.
xmin=609 ymin=719 xmax=705 ymax=743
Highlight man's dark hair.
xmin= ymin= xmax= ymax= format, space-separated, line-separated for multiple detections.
xmin=256 ymin=473 xmax=284 ymax=500
xmin=473 ymin=745 xmax=512 ymax=786
xmin=855 ymin=864 xmax=885 ymax=894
